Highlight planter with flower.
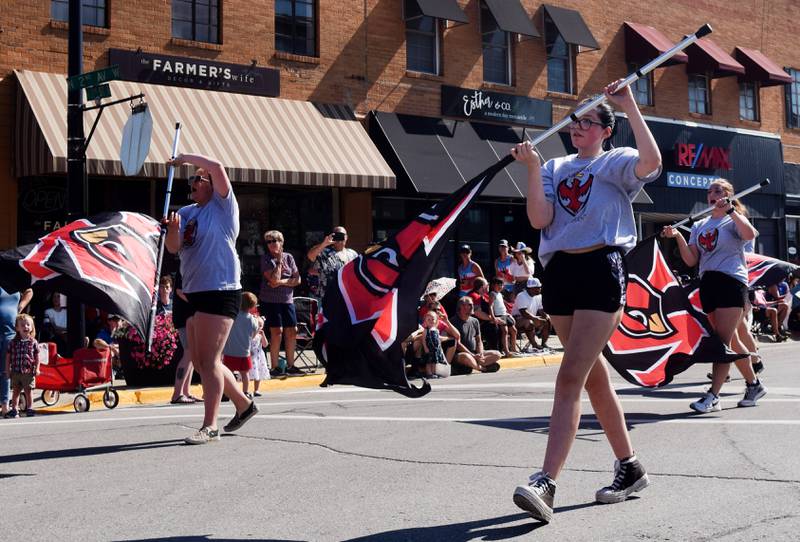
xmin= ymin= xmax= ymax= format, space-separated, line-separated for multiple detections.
xmin=114 ymin=313 xmax=181 ymax=387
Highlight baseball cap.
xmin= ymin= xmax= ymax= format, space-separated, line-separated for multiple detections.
xmin=498 ymin=239 xmax=509 ymax=247
xmin=459 ymin=244 xmax=471 ymax=253
xmin=526 ymin=277 xmax=542 ymax=288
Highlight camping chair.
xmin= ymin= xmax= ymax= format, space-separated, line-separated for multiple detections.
xmin=293 ymin=296 xmax=319 ymax=370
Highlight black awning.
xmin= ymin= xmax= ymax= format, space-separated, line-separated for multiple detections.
xmin=484 ymin=0 xmax=540 ymax=38
xmin=543 ymin=4 xmax=599 ymax=50
xmin=414 ymin=0 xmax=469 ymax=24
xmin=368 ymin=111 xmax=567 ymax=199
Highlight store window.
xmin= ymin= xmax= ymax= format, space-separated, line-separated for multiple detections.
xmin=545 ymin=11 xmax=575 ymax=94
xmin=481 ymin=1 xmax=511 ymax=85
xmin=688 ymin=73 xmax=710 ymax=115
xmin=739 ymin=81 xmax=759 ymax=121
xmin=786 ymin=68 xmax=800 ymax=129
xmin=172 ymin=0 xmax=220 ymax=43
xmin=51 ymin=0 xmax=107 ymax=27
xmin=404 ymin=0 xmax=440 ymax=75
xmin=629 ymin=64 xmax=653 ymax=106
xmin=275 ymin=0 xmax=317 ymax=57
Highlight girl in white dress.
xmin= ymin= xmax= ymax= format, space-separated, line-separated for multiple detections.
xmin=248 ymin=317 xmax=270 ymax=396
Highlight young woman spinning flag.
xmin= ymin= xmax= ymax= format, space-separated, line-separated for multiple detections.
xmin=511 ymin=79 xmax=661 ymax=523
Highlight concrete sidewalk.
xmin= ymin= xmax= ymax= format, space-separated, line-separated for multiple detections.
xmin=35 ymin=349 xmax=563 ymax=414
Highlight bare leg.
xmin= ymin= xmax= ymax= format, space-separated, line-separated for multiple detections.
xmin=188 ymin=313 xmax=250 ymax=429
xmin=708 ymin=307 xmax=747 ymax=396
xmin=269 ymin=328 xmax=283 ymax=369
xmin=284 ymin=326 xmax=297 ymax=367
xmin=542 ymin=309 xmax=624 ymax=479
xmin=584 ymin=356 xmax=634 ymax=460
xmin=241 ymin=372 xmax=250 ymax=395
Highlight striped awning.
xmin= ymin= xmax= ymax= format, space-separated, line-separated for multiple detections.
xmin=14 ymin=70 xmax=395 ymax=189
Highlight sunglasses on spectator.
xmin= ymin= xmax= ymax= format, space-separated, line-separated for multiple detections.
xmin=265 ymin=238 xmax=281 ymax=244
xmin=188 ymin=175 xmax=211 ymax=185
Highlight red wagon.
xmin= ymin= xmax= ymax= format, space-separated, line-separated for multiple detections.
xmin=27 ymin=343 xmax=120 ymax=412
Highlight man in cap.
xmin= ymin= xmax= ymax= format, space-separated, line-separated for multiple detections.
xmin=306 ymin=226 xmax=359 ymax=301
xmin=512 ymin=277 xmax=551 ymax=352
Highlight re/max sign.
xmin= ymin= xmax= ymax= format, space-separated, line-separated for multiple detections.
xmin=674 ymin=143 xmax=732 ymax=170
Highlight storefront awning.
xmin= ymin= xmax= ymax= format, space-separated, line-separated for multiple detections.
xmin=14 ymin=70 xmax=395 ymax=189
xmin=542 ymin=5 xmax=599 ymax=50
xmin=685 ymin=38 xmax=745 ymax=78
xmin=484 ymin=0 xmax=540 ymax=38
xmin=414 ymin=0 xmax=469 ymax=24
xmin=368 ymin=111 xmax=567 ymax=199
xmin=623 ymin=22 xmax=688 ymax=67
xmin=735 ymin=47 xmax=792 ymax=87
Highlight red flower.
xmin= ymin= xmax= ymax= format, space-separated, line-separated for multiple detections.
xmin=122 ymin=313 xmax=179 ymax=370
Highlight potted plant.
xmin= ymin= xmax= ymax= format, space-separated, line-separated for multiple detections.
xmin=115 ymin=313 xmax=180 ymax=387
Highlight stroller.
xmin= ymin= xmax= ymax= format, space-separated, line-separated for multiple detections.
xmin=20 ymin=342 xmax=120 ymax=413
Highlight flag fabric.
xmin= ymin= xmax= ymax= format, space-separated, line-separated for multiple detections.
xmin=603 ymin=236 xmax=747 ymax=388
xmin=745 ymin=253 xmax=798 ymax=288
xmin=0 ymin=212 xmax=161 ymax=341
xmin=313 ymin=155 xmax=515 ymax=397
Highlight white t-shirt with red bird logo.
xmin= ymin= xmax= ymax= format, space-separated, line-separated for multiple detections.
xmin=689 ymin=215 xmax=748 ymax=285
xmin=538 ymin=147 xmax=660 ymax=267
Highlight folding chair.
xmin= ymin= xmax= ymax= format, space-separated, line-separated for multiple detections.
xmin=293 ymin=296 xmax=319 ymax=370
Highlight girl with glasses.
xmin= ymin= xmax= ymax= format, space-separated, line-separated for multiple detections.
xmin=510 ymin=79 xmax=662 ymax=522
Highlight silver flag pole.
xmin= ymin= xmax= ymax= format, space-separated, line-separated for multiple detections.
xmin=671 ymin=179 xmax=770 ymax=229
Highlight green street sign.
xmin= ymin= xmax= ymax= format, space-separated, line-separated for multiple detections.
xmin=85 ymin=84 xmax=112 ymax=101
xmin=67 ymin=65 xmax=120 ymax=91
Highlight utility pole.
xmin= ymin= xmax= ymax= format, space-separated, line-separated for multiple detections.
xmin=66 ymin=0 xmax=86 ymax=353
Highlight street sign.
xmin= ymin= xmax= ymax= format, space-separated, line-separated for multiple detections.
xmin=120 ymin=103 xmax=153 ymax=176
xmin=67 ymin=65 xmax=120 ymax=91
xmin=85 ymin=84 xmax=111 ymax=101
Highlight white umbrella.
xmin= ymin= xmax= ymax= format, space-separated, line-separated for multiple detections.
xmin=422 ymin=277 xmax=457 ymax=299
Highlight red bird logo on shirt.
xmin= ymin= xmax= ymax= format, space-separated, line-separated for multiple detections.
xmin=698 ymin=228 xmax=718 ymax=252
xmin=557 ymin=173 xmax=594 ymax=216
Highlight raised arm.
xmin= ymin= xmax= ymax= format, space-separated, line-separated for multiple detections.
xmin=661 ymin=226 xmax=699 ymax=268
xmin=604 ymin=80 xmax=661 ymax=179
xmin=307 ymin=233 xmax=334 ymax=263
xmin=170 ymin=153 xmax=232 ymax=199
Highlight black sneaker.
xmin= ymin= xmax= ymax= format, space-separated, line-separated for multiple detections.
xmin=223 ymin=400 xmax=259 ymax=432
xmin=513 ymin=471 xmax=556 ymax=523
xmin=595 ymin=456 xmax=650 ymax=504
xmin=269 ymin=367 xmax=285 ymax=378
xmin=286 ymin=365 xmax=304 ymax=375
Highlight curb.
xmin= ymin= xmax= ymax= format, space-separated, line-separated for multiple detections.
xmin=36 ymin=352 xmax=562 ymax=414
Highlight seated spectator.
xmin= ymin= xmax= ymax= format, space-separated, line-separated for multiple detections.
xmin=489 ymin=277 xmax=520 ymax=357
xmin=421 ymin=311 xmax=449 ymax=379
xmin=509 ymin=242 xmax=536 ymax=294
xmin=94 ymin=314 xmax=121 ymax=364
xmin=468 ymin=277 xmax=500 ymax=350
xmin=767 ymin=280 xmax=791 ymax=331
xmin=43 ymin=292 xmax=68 ymax=354
xmin=156 ymin=275 xmax=173 ymax=315
xmin=512 ymin=278 xmax=552 ymax=352
xmin=409 ymin=299 xmax=459 ymax=371
xmin=752 ymin=288 xmax=787 ymax=342
xmin=451 ymin=296 xmax=501 ymax=374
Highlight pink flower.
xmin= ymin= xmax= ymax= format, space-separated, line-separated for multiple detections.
xmin=123 ymin=313 xmax=179 ymax=370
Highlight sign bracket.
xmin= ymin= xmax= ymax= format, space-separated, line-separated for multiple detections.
xmin=80 ymin=92 xmax=145 ymax=154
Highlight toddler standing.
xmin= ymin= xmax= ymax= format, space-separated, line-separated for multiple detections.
xmin=5 ymin=314 xmax=39 ymax=418
xmin=421 ymin=312 xmax=447 ymax=379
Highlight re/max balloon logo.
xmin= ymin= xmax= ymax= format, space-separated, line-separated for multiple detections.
xmin=674 ymin=143 xmax=732 ymax=170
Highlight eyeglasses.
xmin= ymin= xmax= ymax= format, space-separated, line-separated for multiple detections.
xmin=571 ymin=118 xmax=607 ymax=130
xmin=265 ymin=239 xmax=281 ymax=244
xmin=188 ymin=175 xmax=210 ymax=185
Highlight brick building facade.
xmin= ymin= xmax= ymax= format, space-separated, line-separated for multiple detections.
xmin=2 ymin=0 xmax=799 ymax=277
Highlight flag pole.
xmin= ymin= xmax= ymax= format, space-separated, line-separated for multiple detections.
xmin=527 ymin=24 xmax=712 ymax=149
xmin=146 ymin=122 xmax=182 ymax=350
xmin=671 ymin=179 xmax=770 ymax=229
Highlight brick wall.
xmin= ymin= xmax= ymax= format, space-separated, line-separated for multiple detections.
xmin=2 ymin=0 xmax=800 ymax=246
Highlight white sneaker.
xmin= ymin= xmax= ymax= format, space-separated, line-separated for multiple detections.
xmin=184 ymin=426 xmax=221 ymax=445
xmin=690 ymin=392 xmax=721 ymax=413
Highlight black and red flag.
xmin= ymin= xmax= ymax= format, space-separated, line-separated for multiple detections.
xmin=314 ymin=155 xmax=514 ymax=397
xmin=0 ymin=212 xmax=160 ymax=341
xmin=603 ymin=236 xmax=746 ymax=388
xmin=745 ymin=252 xmax=798 ymax=288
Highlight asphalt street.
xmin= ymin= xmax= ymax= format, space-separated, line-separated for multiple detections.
xmin=1 ymin=340 xmax=798 ymax=541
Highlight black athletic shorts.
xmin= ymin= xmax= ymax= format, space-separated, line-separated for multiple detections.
xmin=699 ymin=271 xmax=747 ymax=313
xmin=542 ymin=247 xmax=627 ymax=316
xmin=185 ymin=289 xmax=242 ymax=320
